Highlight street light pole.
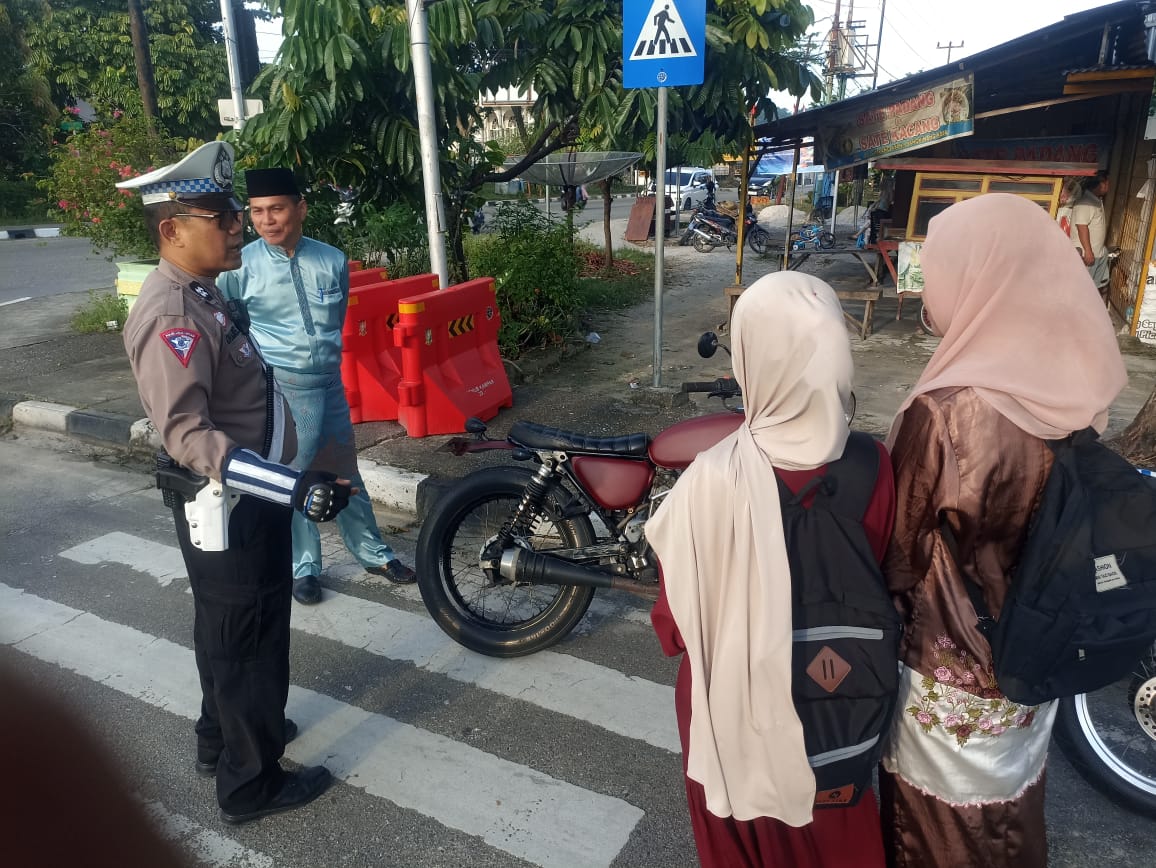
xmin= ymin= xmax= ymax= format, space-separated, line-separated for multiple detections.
xmin=407 ymin=0 xmax=450 ymax=287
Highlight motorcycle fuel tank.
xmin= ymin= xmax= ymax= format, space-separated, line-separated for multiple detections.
xmin=649 ymin=412 xmax=744 ymax=470
xmin=570 ymin=456 xmax=655 ymax=510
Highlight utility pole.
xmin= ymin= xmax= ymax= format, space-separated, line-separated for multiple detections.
xmin=127 ymin=0 xmax=158 ymax=124
xmin=871 ymin=0 xmax=886 ymax=89
xmin=407 ymin=0 xmax=449 ymax=286
xmin=937 ymin=40 xmax=964 ymax=63
xmin=220 ymin=0 xmax=247 ymax=129
xmin=825 ymin=0 xmax=842 ymax=102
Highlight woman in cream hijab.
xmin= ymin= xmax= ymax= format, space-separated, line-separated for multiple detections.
xmin=648 ymin=272 xmax=896 ymax=868
xmin=880 ymin=193 xmax=1127 ymax=868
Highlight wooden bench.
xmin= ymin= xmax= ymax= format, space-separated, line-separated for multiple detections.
xmin=724 ymin=283 xmax=882 ymax=339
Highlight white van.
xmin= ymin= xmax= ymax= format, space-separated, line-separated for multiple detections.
xmin=647 ymin=166 xmax=716 ymax=209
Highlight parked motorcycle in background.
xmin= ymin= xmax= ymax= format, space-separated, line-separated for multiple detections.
xmin=681 ymin=203 xmax=770 ymax=255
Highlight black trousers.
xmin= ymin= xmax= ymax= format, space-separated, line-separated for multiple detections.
xmin=173 ymin=495 xmax=294 ymax=813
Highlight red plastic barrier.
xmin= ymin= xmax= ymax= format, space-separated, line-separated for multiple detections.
xmin=394 ymin=277 xmax=513 ymax=437
xmin=349 ymin=266 xmax=389 ymax=288
xmin=341 ymin=273 xmax=439 ymax=423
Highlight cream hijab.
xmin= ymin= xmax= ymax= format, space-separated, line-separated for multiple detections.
xmin=646 ymin=273 xmax=854 ymax=825
xmin=889 ymin=193 xmax=1126 ymax=444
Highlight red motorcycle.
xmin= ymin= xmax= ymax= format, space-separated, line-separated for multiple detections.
xmin=415 ymin=334 xmax=743 ymax=657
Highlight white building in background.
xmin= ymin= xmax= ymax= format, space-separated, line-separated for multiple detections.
xmin=476 ymin=86 xmax=537 ymax=143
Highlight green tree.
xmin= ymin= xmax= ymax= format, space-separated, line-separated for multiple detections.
xmin=0 ymin=0 xmax=54 ymax=180
xmin=27 ymin=0 xmax=229 ymax=140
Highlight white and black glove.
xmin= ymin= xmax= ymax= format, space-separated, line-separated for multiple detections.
xmin=223 ymin=448 xmax=351 ymax=522
xmin=293 ymin=470 xmax=351 ymax=522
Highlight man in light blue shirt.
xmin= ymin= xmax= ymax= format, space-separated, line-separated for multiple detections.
xmin=219 ymin=168 xmax=416 ymax=604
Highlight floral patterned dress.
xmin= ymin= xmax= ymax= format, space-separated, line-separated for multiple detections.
xmin=881 ymin=387 xmax=1055 ymax=868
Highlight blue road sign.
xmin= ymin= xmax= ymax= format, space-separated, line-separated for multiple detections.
xmin=623 ymin=0 xmax=705 ymax=89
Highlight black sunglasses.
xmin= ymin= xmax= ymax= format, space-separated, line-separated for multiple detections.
xmin=173 ymin=211 xmax=245 ymax=231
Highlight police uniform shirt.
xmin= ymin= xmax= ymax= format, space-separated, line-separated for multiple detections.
xmin=123 ymin=259 xmax=297 ymax=480
xmin=218 ymin=237 xmax=349 ymax=375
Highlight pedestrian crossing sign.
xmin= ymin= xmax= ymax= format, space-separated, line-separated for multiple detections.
xmin=623 ymin=0 xmax=705 ymax=89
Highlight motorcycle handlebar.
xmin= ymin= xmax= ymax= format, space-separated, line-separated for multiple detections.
xmin=682 ymin=378 xmax=742 ymax=397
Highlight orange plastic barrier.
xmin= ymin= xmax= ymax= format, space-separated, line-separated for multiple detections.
xmin=341 ymin=273 xmax=439 ymax=423
xmin=394 ymin=277 xmax=513 ymax=437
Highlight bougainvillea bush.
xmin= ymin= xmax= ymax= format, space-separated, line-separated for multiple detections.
xmin=42 ymin=114 xmax=187 ymax=258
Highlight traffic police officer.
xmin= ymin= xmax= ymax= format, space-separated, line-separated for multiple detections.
xmin=119 ymin=141 xmax=349 ymax=825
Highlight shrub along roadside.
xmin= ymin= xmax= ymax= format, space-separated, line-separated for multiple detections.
xmin=70 ymin=290 xmax=128 ymax=334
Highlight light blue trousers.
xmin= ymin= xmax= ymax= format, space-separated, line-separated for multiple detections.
xmin=275 ymin=368 xmax=396 ymax=579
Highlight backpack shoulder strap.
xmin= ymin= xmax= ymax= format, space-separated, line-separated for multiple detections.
xmin=816 ymin=432 xmax=881 ymax=521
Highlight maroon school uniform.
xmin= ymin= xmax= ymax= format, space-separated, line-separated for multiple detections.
xmin=651 ymin=443 xmax=895 ymax=868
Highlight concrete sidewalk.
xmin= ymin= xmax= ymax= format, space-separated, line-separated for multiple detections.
xmin=3 ymin=236 xmax=1154 ymax=518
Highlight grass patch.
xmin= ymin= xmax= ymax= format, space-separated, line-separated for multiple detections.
xmin=71 ymin=290 xmax=128 ymax=334
xmin=575 ymin=242 xmax=653 ymax=310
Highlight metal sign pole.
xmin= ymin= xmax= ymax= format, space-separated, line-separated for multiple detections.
xmin=653 ymin=86 xmax=668 ymax=388
xmin=407 ymin=0 xmax=449 ymax=287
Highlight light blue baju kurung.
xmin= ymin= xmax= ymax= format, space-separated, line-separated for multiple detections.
xmin=219 ymin=237 xmax=396 ymax=578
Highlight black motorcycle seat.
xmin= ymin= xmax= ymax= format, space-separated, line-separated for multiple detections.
xmin=508 ymin=421 xmax=651 ymax=457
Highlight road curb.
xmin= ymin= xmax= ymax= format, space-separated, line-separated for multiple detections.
xmin=6 ymin=399 xmax=427 ymax=516
xmin=1 ymin=227 xmax=63 ymax=240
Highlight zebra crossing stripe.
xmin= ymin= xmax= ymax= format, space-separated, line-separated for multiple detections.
xmin=138 ymin=800 xmax=273 ymax=868
xmin=57 ymin=532 xmax=680 ymax=752
xmin=0 ymin=583 xmax=644 ymax=868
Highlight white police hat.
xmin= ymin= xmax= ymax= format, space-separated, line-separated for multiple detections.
xmin=116 ymin=141 xmax=241 ymax=210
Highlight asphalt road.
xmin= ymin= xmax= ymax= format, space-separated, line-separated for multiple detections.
xmin=2 ymin=434 xmax=1154 ymax=866
xmin=0 ymin=235 xmax=118 ymax=304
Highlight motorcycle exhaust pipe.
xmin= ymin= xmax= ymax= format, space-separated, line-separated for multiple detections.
xmin=499 ymin=548 xmax=660 ymax=600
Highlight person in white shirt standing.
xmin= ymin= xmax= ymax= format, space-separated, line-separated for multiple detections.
xmin=1070 ymin=171 xmax=1110 ymax=295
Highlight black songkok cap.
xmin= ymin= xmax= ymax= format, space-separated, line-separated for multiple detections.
xmin=245 ymin=167 xmax=301 ymax=199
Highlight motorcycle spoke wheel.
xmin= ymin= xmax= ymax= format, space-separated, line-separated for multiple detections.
xmin=416 ymin=467 xmax=596 ymax=657
xmin=692 ymin=233 xmax=715 ymax=253
xmin=819 ymin=231 xmax=836 ymax=249
xmin=1055 ymin=646 xmax=1156 ymax=817
xmin=748 ymin=228 xmax=769 ymax=255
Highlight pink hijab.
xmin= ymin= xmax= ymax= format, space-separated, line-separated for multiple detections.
xmin=647 ymin=273 xmax=853 ymax=825
xmin=889 ymin=193 xmax=1126 ymax=443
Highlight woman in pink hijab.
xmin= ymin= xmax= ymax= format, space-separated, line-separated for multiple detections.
xmin=880 ymin=193 xmax=1127 ymax=867
xmin=649 ymin=272 xmax=895 ymax=867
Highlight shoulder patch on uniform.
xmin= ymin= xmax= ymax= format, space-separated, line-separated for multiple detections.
xmin=238 ymin=341 xmax=253 ymax=359
xmin=213 ymin=310 xmax=227 ymax=326
xmin=159 ymin=328 xmax=201 ymax=367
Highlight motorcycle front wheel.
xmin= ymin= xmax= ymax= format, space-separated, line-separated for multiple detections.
xmin=1054 ymin=644 xmax=1156 ymax=818
xmin=416 ymin=466 xmax=597 ymax=658
xmin=747 ymin=227 xmax=770 ymax=255
xmin=692 ymin=232 xmax=716 ymax=253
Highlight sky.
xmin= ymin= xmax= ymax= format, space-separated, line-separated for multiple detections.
xmin=252 ymin=0 xmax=1110 ymax=84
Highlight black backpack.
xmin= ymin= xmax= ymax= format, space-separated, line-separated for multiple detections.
xmin=964 ymin=429 xmax=1156 ymax=706
xmin=778 ymin=431 xmax=902 ymax=809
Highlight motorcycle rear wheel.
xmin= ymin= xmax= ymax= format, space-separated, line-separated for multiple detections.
xmin=747 ymin=227 xmax=770 ymax=255
xmin=416 ymin=466 xmax=597 ymax=658
xmin=819 ymin=230 xmax=836 ymax=249
xmin=692 ymin=233 xmax=716 ymax=253
xmin=1054 ymin=644 xmax=1156 ymax=818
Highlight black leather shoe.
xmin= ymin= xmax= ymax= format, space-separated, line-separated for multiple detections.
xmin=292 ymin=574 xmax=323 ymax=604
xmin=367 ymin=559 xmax=417 ymax=584
xmin=196 ymin=719 xmax=299 ymax=777
xmin=219 ymin=765 xmax=333 ymax=826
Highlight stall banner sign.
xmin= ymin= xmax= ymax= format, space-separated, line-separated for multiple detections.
xmin=897 ymin=242 xmax=925 ymax=294
xmin=623 ymin=0 xmax=705 ymax=89
xmin=820 ymin=74 xmax=975 ymax=170
xmin=951 ymin=135 xmax=1111 ymax=167
xmin=1136 ymin=262 xmax=1156 ymax=344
